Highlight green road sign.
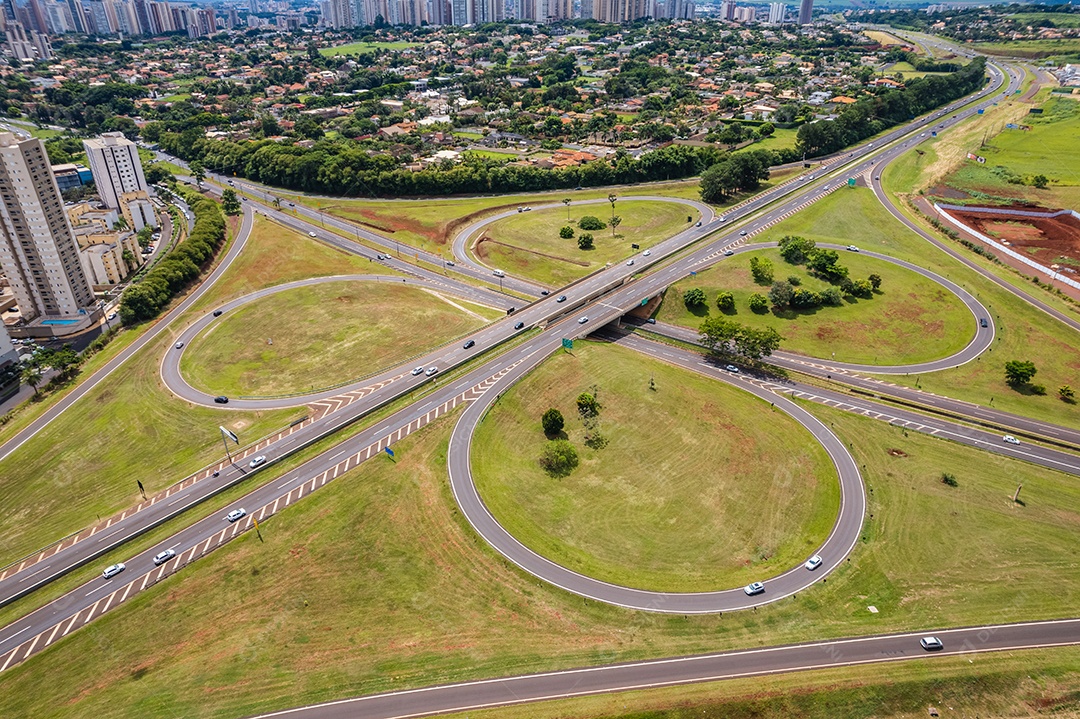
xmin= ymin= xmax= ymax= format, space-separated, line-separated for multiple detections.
xmin=848 ymin=177 xmax=856 ymax=187
xmin=640 ymin=298 xmax=649 ymax=306
xmin=562 ymin=338 xmax=573 ymax=350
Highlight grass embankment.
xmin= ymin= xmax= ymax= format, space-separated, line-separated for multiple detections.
xmin=657 ymin=247 xmax=973 ymax=365
xmin=441 ymin=647 xmax=1080 ymax=719
xmin=1 ymin=389 xmax=1078 ymax=718
xmin=472 ymin=342 xmax=838 ymax=592
xmin=473 ymin=201 xmax=697 ymax=287
xmin=927 ymin=96 xmax=1080 ymax=208
xmin=762 ymin=186 xmax=1080 ymax=429
xmin=972 ymin=38 xmax=1080 ymax=59
xmin=0 ymin=216 xmax=389 ymax=566
xmin=181 ymin=281 xmax=496 ymax=397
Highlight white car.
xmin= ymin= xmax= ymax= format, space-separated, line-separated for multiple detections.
xmin=920 ymin=636 xmax=944 ymax=651
xmin=226 ymin=508 xmax=247 ymax=523
xmin=804 ymin=555 xmax=823 ymax=571
xmin=102 ymin=563 xmax=126 ymax=579
xmin=739 ymin=230 xmax=748 ymax=236
xmin=642 ymin=250 xmax=651 ymax=256
xmin=308 ymin=231 xmax=317 ymax=238
xmin=249 ymin=455 xmax=267 ymax=468
xmin=744 ymin=582 xmax=764 ymax=596
xmin=725 ymin=364 xmax=739 ymax=373
xmin=411 ymin=366 xmax=424 ymax=376
xmin=723 ymin=249 xmax=734 ymax=256
xmin=1003 ymin=435 xmax=1021 ymax=445
xmin=846 ymin=245 xmax=860 ymax=252
xmin=626 ymin=259 xmax=635 ymax=266
xmin=174 ymin=342 xmax=184 ymax=350
xmin=153 ymin=549 xmax=176 ymax=566
xmin=425 ymin=366 xmax=438 ymax=376
xmin=718 ymin=216 xmax=726 ymax=222
xmin=578 ymin=316 xmax=589 ymax=324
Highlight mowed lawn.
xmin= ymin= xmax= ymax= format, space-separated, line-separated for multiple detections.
xmin=2 ymin=394 xmax=1079 ymax=719
xmin=658 ymin=247 xmax=973 ymax=365
xmin=181 ymin=281 xmax=493 ymax=397
xmin=472 ymin=342 xmax=839 ymax=592
xmin=0 ymin=217 xmax=385 ymax=565
xmin=318 ymin=40 xmax=421 ymax=56
xmin=474 ymin=201 xmax=697 ymax=287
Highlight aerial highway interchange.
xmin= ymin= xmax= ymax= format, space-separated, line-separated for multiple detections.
xmin=2 ymin=48 xmax=1079 ymax=719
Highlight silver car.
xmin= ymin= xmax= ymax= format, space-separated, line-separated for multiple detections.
xmin=153 ymin=549 xmax=176 ymax=566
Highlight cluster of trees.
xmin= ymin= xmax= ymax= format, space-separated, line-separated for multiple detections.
xmin=578 ymin=216 xmax=607 ymax=231
xmin=538 ymin=388 xmax=608 ymax=477
xmin=18 ymin=345 xmax=81 ymax=397
xmin=885 ymin=48 xmax=961 ymax=74
xmin=795 ymin=57 xmax=987 ymax=158
xmin=119 ymin=188 xmax=226 ymax=324
xmin=156 ymin=128 xmax=725 ymax=197
xmin=773 ymin=235 xmax=882 ymax=308
xmin=699 ymin=316 xmax=783 ymax=360
xmin=699 ymin=150 xmax=773 ymax=204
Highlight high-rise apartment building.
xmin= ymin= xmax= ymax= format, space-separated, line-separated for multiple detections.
xmin=768 ymin=1 xmax=784 ymax=23
xmin=0 ymin=133 xmax=94 ymax=321
xmin=83 ymin=133 xmax=149 ymax=211
xmin=592 ymin=0 xmax=652 ymax=22
xmin=798 ymin=0 xmax=812 ymax=24
xmin=720 ymin=0 xmax=735 ymax=19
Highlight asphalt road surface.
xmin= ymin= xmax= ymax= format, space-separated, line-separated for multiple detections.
xmin=248 ymin=618 xmax=1080 ymax=719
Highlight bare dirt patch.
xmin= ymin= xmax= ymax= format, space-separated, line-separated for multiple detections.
xmin=948 ymin=205 xmax=1080 ymax=268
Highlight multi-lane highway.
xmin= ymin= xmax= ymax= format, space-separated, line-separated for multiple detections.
xmin=8 ymin=53 xmax=1075 ymax=692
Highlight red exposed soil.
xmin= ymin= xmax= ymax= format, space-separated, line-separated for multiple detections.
xmin=948 ymin=205 xmax=1080 ymax=270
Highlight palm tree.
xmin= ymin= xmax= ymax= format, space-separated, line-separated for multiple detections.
xmin=607 ymin=193 xmax=617 ymax=222
xmin=563 ymin=198 xmax=571 ymax=221
xmin=112 ymin=217 xmax=129 ymax=232
xmin=21 ymin=364 xmax=42 ymax=396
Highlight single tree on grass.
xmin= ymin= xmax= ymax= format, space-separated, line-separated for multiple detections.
xmin=1004 ymin=360 xmax=1037 ymax=387
xmin=1060 ymin=385 xmax=1076 ymax=403
xmin=610 ymin=215 xmax=621 ymax=237
xmin=541 ymin=408 xmax=565 ymax=436
xmin=607 ymin=193 xmax=618 ymax=221
xmin=683 ymin=287 xmax=707 ymax=309
xmin=577 ymin=392 xmax=600 ymax=419
xmin=563 ymin=197 xmax=571 ymax=221
xmin=577 ymin=233 xmax=594 ymax=250
xmin=748 ymin=293 xmax=769 ymax=313
xmin=221 ymin=188 xmax=241 ymax=216
xmin=868 ymin=273 xmax=882 ymax=291
xmin=716 ymin=291 xmax=735 ymax=312
xmin=539 ymin=440 xmax=579 ymax=477
xmin=559 ymin=225 xmax=574 ymax=239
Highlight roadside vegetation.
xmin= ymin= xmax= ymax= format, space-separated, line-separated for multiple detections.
xmin=1 ymin=394 xmax=1077 ymax=718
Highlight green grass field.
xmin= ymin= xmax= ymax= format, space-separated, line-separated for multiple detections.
xmin=801 ymin=186 xmax=1080 ymax=430
xmin=1009 ymin=11 xmax=1080 ymax=27
xmin=464 ymin=149 xmax=520 ymax=161
xmin=0 ymin=216 xmax=393 ymax=565
xmin=972 ymin=38 xmax=1080 ymax=59
xmin=941 ymin=97 xmax=1080 ymax=199
xmin=318 ymin=40 xmax=421 ymax=56
xmin=181 ymin=281 xmax=494 ymax=397
xmin=2 ymin=390 xmax=1078 ymax=718
xmin=471 ymin=342 xmax=839 ymax=592
xmin=656 ymin=246 xmax=973 ymax=366
xmin=473 ymin=201 xmax=697 ymax=287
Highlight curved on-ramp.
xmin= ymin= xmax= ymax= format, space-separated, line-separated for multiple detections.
xmin=446 ymin=338 xmax=866 ymax=613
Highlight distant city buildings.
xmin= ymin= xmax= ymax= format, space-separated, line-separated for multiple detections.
xmin=0 ymin=133 xmax=96 ymax=331
xmin=768 ymin=1 xmax=785 ymax=24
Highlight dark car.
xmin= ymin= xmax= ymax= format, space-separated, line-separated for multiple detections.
xmin=463 ymin=339 xmax=475 ymax=349
xmin=213 ymin=310 xmax=223 ymax=317
xmin=979 ymin=318 xmax=988 ymax=328
xmin=514 ymin=321 xmax=525 ymax=329
xmin=540 ymin=290 xmax=550 ymax=296
xmin=214 ymin=395 xmax=229 ymax=404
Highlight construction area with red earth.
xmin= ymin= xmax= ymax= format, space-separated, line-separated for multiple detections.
xmin=947 ymin=204 xmax=1080 ymax=271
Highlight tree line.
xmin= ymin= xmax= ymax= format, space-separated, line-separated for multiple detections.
xmin=795 ymin=57 xmax=987 ymax=158
xmin=119 ymin=188 xmax=226 ymax=324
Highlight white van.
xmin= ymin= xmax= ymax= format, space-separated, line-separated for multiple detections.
xmin=493 ymin=269 xmax=505 ymax=277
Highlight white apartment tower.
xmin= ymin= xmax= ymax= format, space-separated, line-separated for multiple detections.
xmin=83 ymin=132 xmax=149 ymax=211
xmin=768 ymin=2 xmax=785 ymax=23
xmin=0 ymin=133 xmax=94 ymax=320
